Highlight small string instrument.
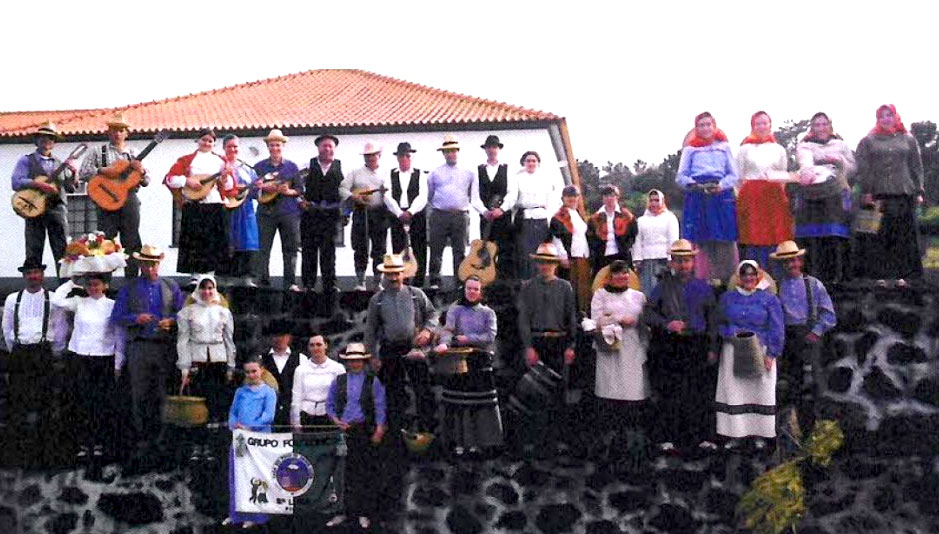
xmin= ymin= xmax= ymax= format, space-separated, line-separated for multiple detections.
xmin=398 ymin=223 xmax=419 ymax=279
xmin=12 ymin=144 xmax=88 ymax=219
xmin=258 ymin=168 xmax=309 ymax=204
xmin=88 ymin=131 xmax=168 ymax=211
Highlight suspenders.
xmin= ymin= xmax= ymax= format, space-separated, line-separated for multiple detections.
xmin=13 ymin=288 xmax=50 ymax=346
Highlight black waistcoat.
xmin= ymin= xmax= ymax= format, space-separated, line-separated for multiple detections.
xmin=478 ymin=163 xmax=508 ymax=207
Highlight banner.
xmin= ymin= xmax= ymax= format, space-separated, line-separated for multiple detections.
xmin=232 ymin=429 xmax=345 ymax=515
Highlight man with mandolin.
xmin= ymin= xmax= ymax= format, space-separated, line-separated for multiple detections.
xmin=254 ymin=129 xmax=303 ymax=291
xmin=10 ymin=122 xmax=81 ymax=278
xmin=79 ymin=112 xmax=149 ymax=277
xmin=340 ymin=142 xmax=389 ymax=290
xmin=383 ymin=142 xmax=427 ymax=287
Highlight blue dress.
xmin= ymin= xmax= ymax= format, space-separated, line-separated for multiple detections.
xmin=228 ymin=162 xmax=259 ymax=252
xmin=676 ymin=142 xmax=740 ymax=242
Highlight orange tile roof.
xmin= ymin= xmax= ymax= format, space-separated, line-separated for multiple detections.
xmin=0 ymin=69 xmax=559 ymax=139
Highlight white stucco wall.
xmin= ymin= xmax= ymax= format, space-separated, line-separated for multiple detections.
xmin=0 ymin=127 xmax=566 ymax=279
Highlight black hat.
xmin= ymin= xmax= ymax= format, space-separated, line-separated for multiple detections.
xmin=314 ymin=134 xmax=340 ymax=147
xmin=17 ymin=258 xmax=46 ymax=273
xmin=263 ymin=318 xmax=293 ymax=337
xmin=393 ymin=142 xmax=417 ymax=156
xmin=195 ymin=128 xmax=216 ymax=140
xmin=480 ymin=135 xmax=503 ymax=149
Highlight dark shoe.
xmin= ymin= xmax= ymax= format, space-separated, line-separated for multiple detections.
xmin=76 ymin=446 xmax=90 ymax=461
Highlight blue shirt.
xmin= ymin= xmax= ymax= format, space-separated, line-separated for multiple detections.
xmin=12 ymin=151 xmax=57 ymax=190
xmin=718 ymin=289 xmax=785 ymax=357
xmin=426 ymin=163 xmax=486 ymax=213
xmin=326 ymin=371 xmax=387 ymax=426
xmin=111 ymin=278 xmax=185 ymax=339
xmin=676 ymin=142 xmax=740 ymax=191
xmin=229 ymin=383 xmax=277 ymax=432
xmin=254 ymin=158 xmax=303 ymax=217
xmin=778 ymin=275 xmax=836 ymax=337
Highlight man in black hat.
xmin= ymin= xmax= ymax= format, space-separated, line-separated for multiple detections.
xmin=261 ymin=319 xmax=308 ymax=427
xmin=300 ymin=134 xmax=343 ymax=292
xmin=2 ymin=258 xmax=68 ymax=465
xmin=10 ymin=122 xmax=80 ymax=278
xmin=478 ymin=135 xmax=517 ymax=279
xmin=383 ymin=142 xmax=429 ymax=287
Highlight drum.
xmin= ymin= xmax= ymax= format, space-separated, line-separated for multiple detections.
xmin=432 ymin=347 xmax=472 ymax=376
xmin=731 ymin=331 xmax=766 ymax=378
xmin=163 ymin=395 xmax=209 ymax=426
xmin=507 ymin=362 xmax=563 ymax=417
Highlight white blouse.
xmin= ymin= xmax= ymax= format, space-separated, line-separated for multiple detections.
xmin=736 ymin=143 xmax=789 ymax=182
xmin=54 ymin=292 xmax=123 ymax=365
xmin=553 ymin=207 xmax=589 ymax=259
xmin=176 ymin=302 xmax=236 ymax=369
xmin=290 ymin=357 xmax=346 ymax=424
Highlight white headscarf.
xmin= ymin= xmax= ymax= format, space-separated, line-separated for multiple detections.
xmin=191 ymin=274 xmax=221 ymax=305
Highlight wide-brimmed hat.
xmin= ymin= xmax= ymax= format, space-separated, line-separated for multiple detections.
xmin=33 ymin=121 xmax=62 ymax=140
xmin=105 ymin=112 xmax=131 ymax=130
xmin=669 ymin=239 xmax=699 ymax=257
xmin=529 ymin=242 xmax=561 ymax=263
xmin=770 ymin=240 xmax=806 ymax=260
xmin=377 ymin=254 xmax=406 ymax=273
xmin=591 ymin=263 xmax=641 ymax=294
xmin=17 ymin=258 xmax=47 ymax=273
xmin=361 ymin=142 xmax=382 ymax=155
xmin=480 ymin=135 xmax=503 ymax=149
xmin=393 ymin=142 xmax=416 ymax=156
xmin=132 ymin=244 xmax=165 ymax=262
xmin=437 ymin=135 xmax=460 ymax=152
xmin=264 ymin=129 xmax=289 ymax=144
xmin=341 ymin=342 xmax=371 ymax=360
xmin=314 ymin=134 xmax=339 ymax=147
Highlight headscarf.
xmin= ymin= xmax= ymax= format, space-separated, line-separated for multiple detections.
xmin=740 ymin=111 xmax=777 ymax=145
xmin=192 ymin=274 xmax=221 ymax=305
xmin=644 ymin=189 xmax=667 ymax=216
xmin=870 ymin=104 xmax=908 ymax=136
xmin=802 ymin=112 xmax=843 ymax=144
xmin=686 ymin=112 xmax=729 ymax=148
xmin=734 ymin=260 xmax=762 ymax=296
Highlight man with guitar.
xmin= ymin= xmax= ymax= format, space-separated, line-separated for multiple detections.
xmin=300 ymin=134 xmax=343 ymax=293
xmin=383 ymin=142 xmax=428 ymax=287
xmin=477 ymin=135 xmax=517 ymax=279
xmin=340 ymin=142 xmax=389 ymax=290
xmin=10 ymin=122 xmax=80 ymax=278
xmin=79 ymin=112 xmax=148 ymax=277
xmin=253 ymin=129 xmax=303 ymax=291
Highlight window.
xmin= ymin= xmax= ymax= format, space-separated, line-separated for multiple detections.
xmin=171 ymin=199 xmax=182 ymax=247
xmin=66 ymin=184 xmax=98 ymax=240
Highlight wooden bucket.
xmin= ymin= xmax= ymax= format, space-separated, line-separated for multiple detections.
xmin=507 ymin=362 xmax=563 ymax=417
xmin=432 ymin=347 xmax=472 ymax=376
xmin=163 ymin=395 xmax=209 ymax=427
xmin=731 ymin=332 xmax=765 ymax=378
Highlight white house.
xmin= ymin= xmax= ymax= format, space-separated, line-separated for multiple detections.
xmin=0 ymin=69 xmax=580 ymax=281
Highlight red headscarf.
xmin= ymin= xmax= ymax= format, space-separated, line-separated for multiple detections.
xmin=686 ymin=112 xmax=729 ymax=147
xmin=741 ymin=111 xmax=777 ymax=145
xmin=870 ymin=104 xmax=908 ymax=136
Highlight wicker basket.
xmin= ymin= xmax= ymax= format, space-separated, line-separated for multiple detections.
xmin=163 ymin=395 xmax=209 ymax=427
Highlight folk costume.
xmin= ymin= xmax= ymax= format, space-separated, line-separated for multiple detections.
xmin=164 ymin=148 xmax=230 ymax=275
xmin=514 ymin=167 xmax=564 ymax=279
xmin=550 ymin=201 xmax=591 ymax=314
xmin=736 ymin=121 xmax=794 ymax=268
xmin=715 ymin=261 xmax=785 ymax=439
xmin=341 ymin=151 xmax=390 ymax=284
xmin=676 ymin=122 xmax=740 ymax=281
xmin=631 ymin=190 xmax=680 ymax=296
xmin=261 ymin=338 xmax=308 ymax=428
xmin=301 ymin=155 xmax=344 ymax=291
xmin=227 ymin=379 xmax=276 ymax=526
xmin=795 ymin=128 xmax=856 ymax=283
xmin=854 ymin=105 xmax=925 ymax=281
xmin=290 ymin=355 xmax=345 ymax=427
xmin=384 ymin=151 xmax=429 ymax=287
xmin=587 ymin=204 xmax=638 ymax=274
xmin=222 ymin=158 xmax=260 ymax=279
xmin=254 ymin=130 xmax=303 ymax=288
xmin=478 ymin=158 xmax=517 ymax=279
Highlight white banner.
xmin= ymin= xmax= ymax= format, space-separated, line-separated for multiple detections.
xmin=232 ymin=430 xmax=304 ymax=515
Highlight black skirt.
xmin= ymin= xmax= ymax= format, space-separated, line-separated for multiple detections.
xmin=853 ymin=195 xmax=922 ymax=280
xmin=178 ymin=203 xmax=229 ymax=274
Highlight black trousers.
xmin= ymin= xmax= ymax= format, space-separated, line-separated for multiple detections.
xmin=257 ymin=208 xmax=300 ymax=286
xmin=6 ymin=343 xmax=57 ymax=465
xmin=520 ymin=336 xmax=568 ymax=449
xmin=390 ymin=211 xmax=427 ymax=286
xmin=343 ymin=424 xmax=382 ymax=518
xmin=648 ymin=332 xmax=716 ymax=447
xmin=351 ymin=207 xmax=390 ymax=276
xmin=300 ymin=210 xmax=338 ymax=290
xmin=428 ymin=210 xmax=469 ymax=284
xmin=98 ymin=193 xmax=142 ymax=278
xmin=479 ymin=213 xmax=516 ymax=279
xmin=377 ymin=342 xmax=436 ymax=432
xmin=779 ymin=325 xmax=820 ymax=432
xmin=25 ymin=203 xmax=68 ymax=278
xmin=67 ymin=353 xmax=116 ymax=449
xmin=127 ymin=338 xmax=174 ymax=447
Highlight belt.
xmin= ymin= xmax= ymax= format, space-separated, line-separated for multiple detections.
xmin=433 ymin=208 xmax=466 ymax=215
xmin=532 ymin=330 xmax=566 ymax=338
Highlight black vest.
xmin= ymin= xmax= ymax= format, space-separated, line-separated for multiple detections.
xmin=262 ymin=351 xmax=303 ymax=407
xmin=335 ymin=372 xmax=376 ymax=429
xmin=478 ymin=163 xmax=508 ymax=208
xmin=27 ymin=152 xmax=67 ymax=204
xmin=390 ymin=169 xmax=421 ymax=210
xmin=304 ymin=159 xmax=343 ymax=204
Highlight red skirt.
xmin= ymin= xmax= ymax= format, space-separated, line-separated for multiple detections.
xmin=737 ymin=180 xmax=793 ymax=246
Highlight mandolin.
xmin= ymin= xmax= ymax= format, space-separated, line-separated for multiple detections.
xmin=350 ymin=185 xmax=387 ymax=207
xmin=457 ymin=194 xmax=503 ymax=286
xmin=258 ymin=167 xmax=309 ymax=204
xmin=12 ymin=144 xmax=88 ymax=219
xmin=223 ymin=185 xmax=251 ymax=210
xmin=88 ymin=131 xmax=169 ymax=211
xmin=171 ymin=171 xmax=224 ymax=206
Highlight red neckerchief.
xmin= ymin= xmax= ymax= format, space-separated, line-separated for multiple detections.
xmin=686 ymin=129 xmax=729 ymax=147
xmin=553 ymin=207 xmax=574 ymax=234
xmin=591 ymin=209 xmax=634 ymax=241
xmin=741 ymin=133 xmax=777 ymax=145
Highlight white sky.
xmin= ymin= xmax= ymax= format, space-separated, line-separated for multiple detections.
xmin=2 ymin=1 xmax=936 ymax=166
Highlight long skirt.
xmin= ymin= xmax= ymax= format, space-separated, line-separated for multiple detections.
xmin=853 ymin=195 xmax=922 ymax=280
xmin=715 ymin=342 xmax=776 ymax=438
xmin=178 ymin=203 xmax=228 ymax=274
xmin=737 ymin=180 xmax=793 ymax=246
xmin=441 ymin=352 xmax=504 ymax=449
xmin=796 ymin=189 xmax=852 ymax=283
xmin=648 ymin=333 xmax=715 ymax=447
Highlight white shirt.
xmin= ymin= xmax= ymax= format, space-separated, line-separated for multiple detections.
xmin=165 ymin=151 xmax=228 ymax=204
xmin=632 ymin=209 xmax=680 ymax=261
xmin=383 ymin=167 xmax=428 ymax=216
xmin=290 ymin=356 xmax=346 ymax=424
xmin=3 ymin=287 xmax=67 ymax=353
xmin=52 ymin=286 xmax=123 ymax=365
xmin=270 ymin=348 xmax=292 ymax=374
xmin=553 ymin=207 xmax=589 ymax=260
xmin=601 ymin=206 xmax=621 ymax=256
xmin=514 ymin=168 xmax=562 ymax=220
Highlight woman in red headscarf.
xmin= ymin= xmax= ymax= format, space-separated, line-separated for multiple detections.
xmin=736 ymin=112 xmax=794 ymax=270
xmin=854 ymin=105 xmax=924 ymax=286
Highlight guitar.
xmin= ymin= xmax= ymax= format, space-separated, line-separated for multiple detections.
xmin=258 ymin=167 xmax=309 ymax=204
xmin=12 ymin=144 xmax=88 ymax=219
xmin=398 ymin=223 xmax=419 ymax=279
xmin=457 ymin=194 xmax=503 ymax=286
xmin=87 ymin=131 xmax=169 ymax=211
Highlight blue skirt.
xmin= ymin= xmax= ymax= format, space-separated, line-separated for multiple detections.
xmin=682 ymin=189 xmax=738 ymax=242
xmin=229 ymin=203 xmax=260 ymax=251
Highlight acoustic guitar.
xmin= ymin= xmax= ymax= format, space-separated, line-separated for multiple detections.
xmin=457 ymin=194 xmax=503 ymax=286
xmin=397 ymin=223 xmax=419 ymax=279
xmin=87 ymin=131 xmax=169 ymax=211
xmin=12 ymin=144 xmax=88 ymax=219
xmin=258 ymin=168 xmax=310 ymax=205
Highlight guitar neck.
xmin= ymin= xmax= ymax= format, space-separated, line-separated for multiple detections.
xmin=135 ymin=140 xmax=160 ymax=161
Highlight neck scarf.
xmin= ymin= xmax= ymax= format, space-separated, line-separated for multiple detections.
xmin=687 ymin=129 xmax=728 ymax=148
xmin=735 ymin=260 xmax=762 ymax=296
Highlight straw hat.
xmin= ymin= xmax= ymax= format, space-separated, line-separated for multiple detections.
xmin=591 ymin=264 xmax=641 ymax=293
xmin=377 ymin=254 xmax=406 ymax=273
xmin=770 ymin=240 xmax=806 ymax=260
xmin=132 ymin=244 xmax=165 ymax=262
xmin=33 ymin=121 xmax=62 ymax=140
xmin=361 ymin=142 xmax=382 ymax=155
xmin=436 ymin=135 xmax=461 ymax=151
xmin=341 ymin=342 xmax=372 ymax=360
xmin=669 ymin=239 xmax=699 ymax=258
xmin=106 ymin=112 xmax=131 ymax=130
xmin=529 ymin=242 xmax=561 ymax=263
xmin=264 ymin=129 xmax=289 ymax=144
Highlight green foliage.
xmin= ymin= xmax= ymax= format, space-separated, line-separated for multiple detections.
xmin=577 ymin=150 xmax=684 ymax=216
xmin=912 ymin=121 xmax=939 ymax=205
xmin=803 ymin=420 xmax=845 ymax=467
xmin=773 ymin=119 xmax=811 ymax=171
xmin=920 ymin=206 xmax=939 ymax=235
